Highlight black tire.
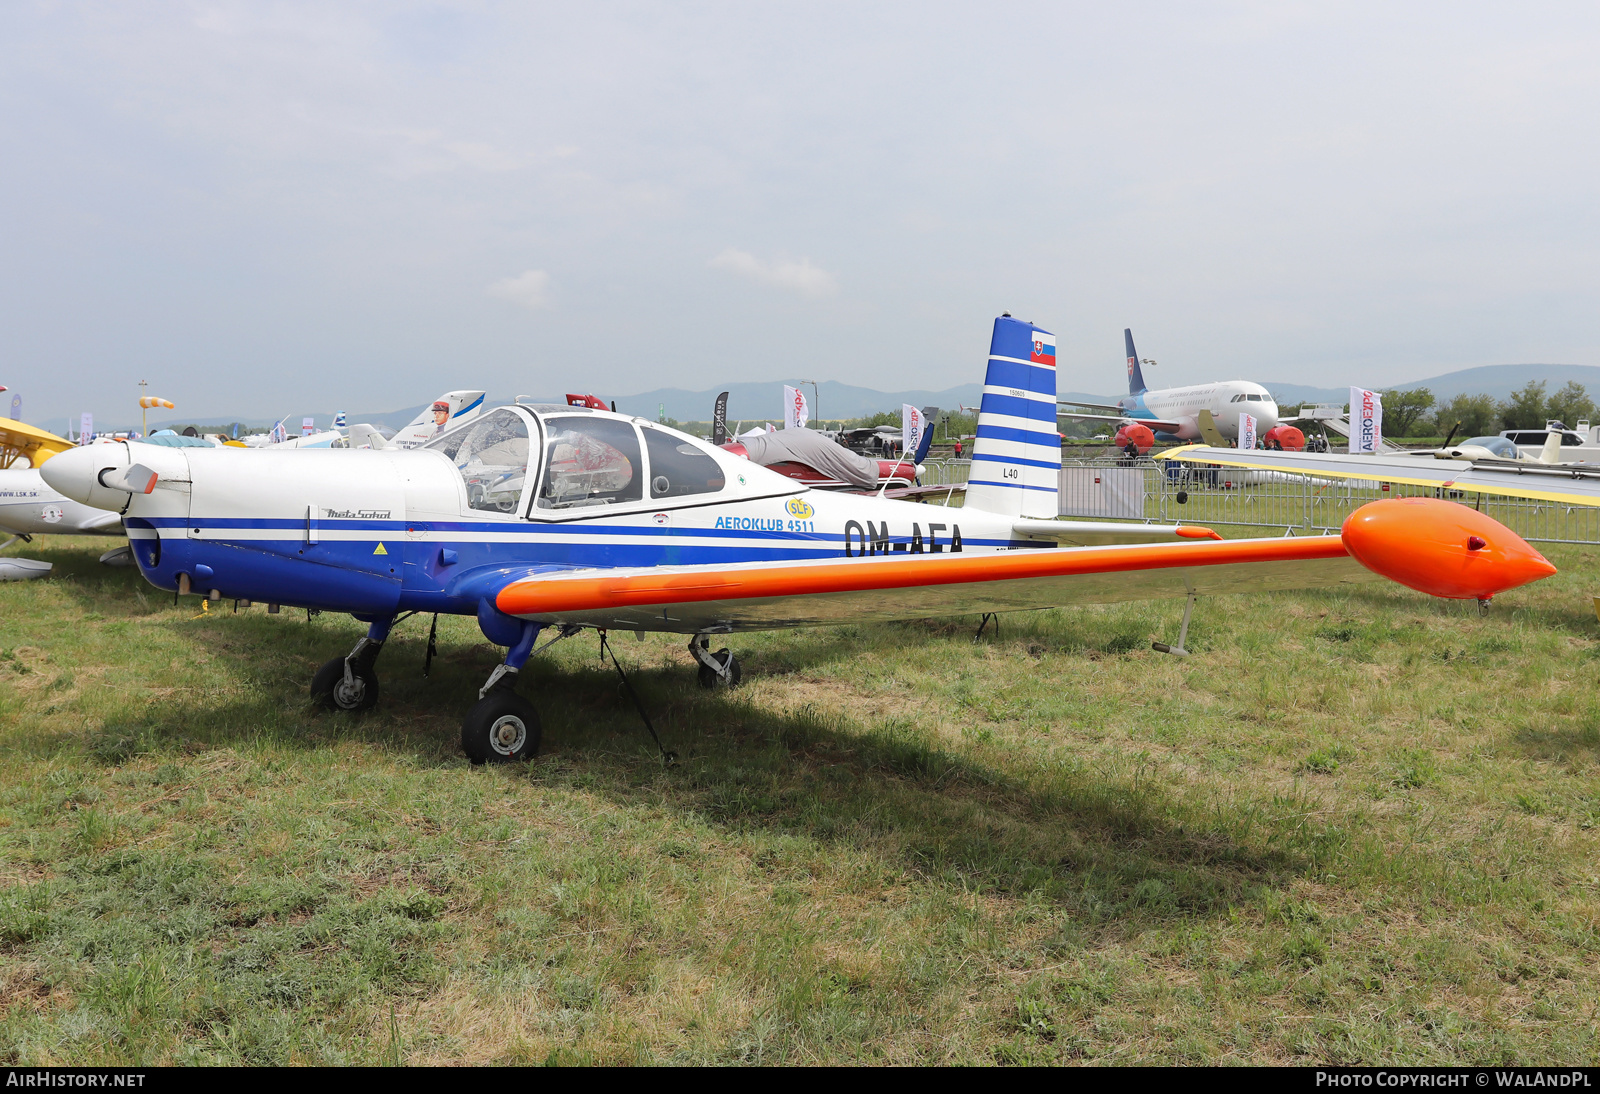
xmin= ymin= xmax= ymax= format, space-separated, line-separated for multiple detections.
xmin=461 ymin=689 xmax=542 ymax=764
xmin=311 ymin=656 xmax=380 ymax=712
xmin=696 ymin=649 xmax=742 ymax=689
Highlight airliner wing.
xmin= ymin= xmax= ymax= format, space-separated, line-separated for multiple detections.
xmin=1056 ymin=410 xmax=1187 ymax=434
xmin=1057 ymin=400 xmax=1126 ymax=414
xmin=1159 ymin=445 xmax=1600 ymax=507
xmin=495 ymin=537 xmax=1380 ymax=633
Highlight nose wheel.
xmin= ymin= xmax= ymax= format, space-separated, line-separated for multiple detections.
xmin=461 ymin=684 xmax=542 ymax=764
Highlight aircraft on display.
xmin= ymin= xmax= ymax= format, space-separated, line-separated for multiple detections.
xmin=700 ymin=391 xmax=938 ymax=492
xmin=1059 ymin=329 xmax=1281 ymax=448
xmin=41 ymin=317 xmax=1555 ymax=764
xmin=1157 ymin=438 xmax=1600 ymax=508
xmin=0 ymin=420 xmax=122 ymax=580
xmin=238 ymin=391 xmax=484 ymax=450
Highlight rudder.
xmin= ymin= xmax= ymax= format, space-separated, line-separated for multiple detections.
xmin=964 ymin=316 xmax=1060 ymax=518
xmin=1125 ymin=329 xmax=1149 ymax=395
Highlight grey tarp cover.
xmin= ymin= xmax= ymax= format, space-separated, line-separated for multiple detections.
xmin=737 ymin=428 xmax=883 ymax=490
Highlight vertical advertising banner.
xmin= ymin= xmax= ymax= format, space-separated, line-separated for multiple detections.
xmin=902 ymin=404 xmax=925 ymax=461
xmin=1349 ymin=387 xmax=1382 ymax=453
xmin=782 ymin=385 xmax=808 ymax=430
xmin=9 ymin=394 xmax=19 ymax=420
xmin=1238 ymin=412 xmax=1257 ymax=451
xmin=301 ymin=417 xmax=316 ymax=437
xmin=711 ymin=391 xmax=729 ymax=446
xmin=79 ymin=412 xmax=93 ymax=445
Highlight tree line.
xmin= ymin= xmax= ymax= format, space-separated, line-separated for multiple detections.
xmin=1347 ymin=381 xmax=1597 ymax=438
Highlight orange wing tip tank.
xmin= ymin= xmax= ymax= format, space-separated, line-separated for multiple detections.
xmin=1340 ymin=497 xmax=1556 ymax=601
xmin=1175 ymin=525 xmax=1223 ymax=540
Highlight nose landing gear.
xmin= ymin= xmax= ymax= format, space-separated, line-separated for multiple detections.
xmin=461 ymin=682 xmax=542 ymax=763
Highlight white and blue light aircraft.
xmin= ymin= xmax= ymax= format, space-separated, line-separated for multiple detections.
xmin=40 ymin=318 xmax=1552 ymax=763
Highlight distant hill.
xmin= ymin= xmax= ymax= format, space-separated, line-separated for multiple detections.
xmin=143 ymin=363 xmax=1600 ymax=434
xmin=1262 ymin=364 xmax=1600 ymax=408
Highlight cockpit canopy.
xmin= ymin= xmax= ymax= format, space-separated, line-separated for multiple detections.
xmin=1461 ymin=436 xmax=1518 ymax=458
xmin=425 ymin=406 xmax=731 ymax=516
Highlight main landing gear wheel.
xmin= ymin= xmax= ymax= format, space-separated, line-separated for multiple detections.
xmin=696 ymin=649 xmax=742 ymax=689
xmin=461 ymin=689 xmax=542 ymax=764
xmin=311 ymin=656 xmax=380 ymax=712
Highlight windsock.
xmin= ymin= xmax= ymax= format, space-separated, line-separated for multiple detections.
xmin=139 ymin=396 xmax=174 ymax=410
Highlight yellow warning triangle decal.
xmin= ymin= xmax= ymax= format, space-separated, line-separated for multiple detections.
xmin=373 ymin=543 xmax=388 ymax=555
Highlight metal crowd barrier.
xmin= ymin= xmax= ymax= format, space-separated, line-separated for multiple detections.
xmin=914 ymin=456 xmax=1600 ymax=545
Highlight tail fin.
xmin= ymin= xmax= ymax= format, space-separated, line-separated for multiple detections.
xmin=1539 ymin=431 xmax=1563 ymax=465
xmin=392 ymin=390 xmax=486 ymax=449
xmin=1125 ymin=329 xmax=1149 ymax=395
xmin=964 ymin=316 xmax=1060 ymax=518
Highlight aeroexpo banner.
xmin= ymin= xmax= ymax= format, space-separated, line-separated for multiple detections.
xmin=301 ymin=417 xmax=316 ymax=437
xmin=782 ymin=386 xmax=808 ymax=430
xmin=1239 ymin=412 xmax=1257 ymax=452
xmin=902 ymin=404 xmax=926 ymax=460
xmin=79 ymin=412 xmax=93 ymax=445
xmin=1350 ymin=387 xmax=1382 ymax=454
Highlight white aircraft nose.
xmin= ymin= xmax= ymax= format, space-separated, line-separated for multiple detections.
xmin=39 ymin=443 xmax=127 ymax=510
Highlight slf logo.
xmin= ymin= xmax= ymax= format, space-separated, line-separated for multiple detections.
xmin=785 ymin=497 xmax=814 ymax=519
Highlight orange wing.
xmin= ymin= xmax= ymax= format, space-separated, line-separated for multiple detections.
xmin=495 ymin=535 xmax=1374 ymax=633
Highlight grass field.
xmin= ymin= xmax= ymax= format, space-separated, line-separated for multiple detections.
xmin=2 ymin=533 xmax=1599 ymax=1065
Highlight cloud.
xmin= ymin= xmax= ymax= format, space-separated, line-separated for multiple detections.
xmin=710 ymin=249 xmax=837 ymax=298
xmin=486 ymin=269 xmax=551 ymax=310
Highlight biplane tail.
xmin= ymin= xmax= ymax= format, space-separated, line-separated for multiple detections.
xmin=963 ymin=316 xmax=1060 ymax=518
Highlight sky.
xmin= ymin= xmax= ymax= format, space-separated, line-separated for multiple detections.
xmin=4 ymin=1 xmax=1600 ymax=424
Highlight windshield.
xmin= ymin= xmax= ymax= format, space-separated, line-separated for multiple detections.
xmin=537 ymin=416 xmax=643 ymax=509
xmin=426 ymin=408 xmax=530 ymax=513
xmin=1463 ymin=436 xmax=1517 ymax=458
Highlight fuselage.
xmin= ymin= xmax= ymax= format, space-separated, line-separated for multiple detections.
xmin=1122 ymin=381 xmax=1279 ymax=441
xmin=0 ymin=468 xmax=122 ymax=537
xmin=40 ymin=406 xmax=1028 ymax=627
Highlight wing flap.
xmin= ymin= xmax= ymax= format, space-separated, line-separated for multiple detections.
xmin=496 ymin=537 xmax=1378 ymax=632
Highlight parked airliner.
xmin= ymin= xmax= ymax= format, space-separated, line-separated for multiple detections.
xmin=1060 ymin=329 xmax=1280 ymax=443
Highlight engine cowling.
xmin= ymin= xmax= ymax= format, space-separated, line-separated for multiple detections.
xmin=1263 ymin=425 xmax=1305 ymax=451
xmin=1114 ymin=423 xmax=1156 ymax=455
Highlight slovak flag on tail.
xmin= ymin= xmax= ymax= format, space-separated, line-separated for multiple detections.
xmin=964 ymin=314 xmax=1062 ymax=519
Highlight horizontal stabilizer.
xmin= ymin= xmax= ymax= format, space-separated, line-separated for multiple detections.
xmin=1009 ymin=519 xmax=1221 ymax=546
